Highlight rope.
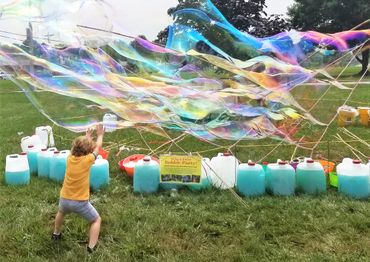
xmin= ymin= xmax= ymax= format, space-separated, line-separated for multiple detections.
xmin=309 ymin=40 xmax=370 ymax=157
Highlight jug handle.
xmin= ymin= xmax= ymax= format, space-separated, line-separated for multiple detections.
xmin=21 ymin=136 xmax=30 ymax=142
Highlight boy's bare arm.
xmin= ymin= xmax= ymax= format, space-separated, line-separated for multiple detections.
xmin=93 ymin=124 xmax=105 ymax=155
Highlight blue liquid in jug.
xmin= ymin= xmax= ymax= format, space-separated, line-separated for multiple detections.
xmin=338 ymin=175 xmax=369 ymax=199
xmin=160 ymin=183 xmax=182 ymax=191
xmin=188 ymin=176 xmax=211 ymax=191
xmin=270 ymin=169 xmax=295 ymax=196
xmin=50 ymin=157 xmax=67 ymax=183
xmin=5 ymin=170 xmax=30 ymax=185
xmin=90 ymin=162 xmax=109 ymax=191
xmin=27 ymin=151 xmax=38 ymax=176
xmin=37 ymin=154 xmax=50 ymax=178
xmin=134 ymin=163 xmax=160 ymax=193
xmin=265 ymin=168 xmax=272 ymax=194
xmin=236 ymin=168 xmax=265 ymax=197
xmin=296 ymin=169 xmax=326 ymax=194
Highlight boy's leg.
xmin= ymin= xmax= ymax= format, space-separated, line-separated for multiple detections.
xmin=74 ymin=201 xmax=101 ymax=249
xmin=88 ymin=216 xmax=101 ymax=249
xmin=54 ymin=210 xmax=65 ymax=234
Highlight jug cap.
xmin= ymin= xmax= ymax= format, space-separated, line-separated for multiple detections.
xmin=20 ymin=152 xmax=27 ymax=155
xmin=278 ymin=161 xmax=286 ymax=165
xmin=41 ymin=148 xmax=47 ymax=151
xmin=262 ymin=162 xmax=269 ymax=165
xmin=54 ymin=151 xmax=60 ymax=154
xmin=143 ymin=156 xmax=151 ymax=162
xmin=248 ymin=162 xmax=256 ymax=166
xmin=306 ymin=159 xmax=314 ymax=164
xmin=223 ymin=152 xmax=231 ymax=156
xmin=28 ymin=145 xmax=34 ymax=148
xmin=292 ymin=159 xmax=300 ymax=163
xmin=353 ymin=160 xmax=361 ymax=164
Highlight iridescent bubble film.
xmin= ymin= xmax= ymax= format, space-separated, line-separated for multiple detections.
xmin=0 ymin=0 xmax=368 ymax=141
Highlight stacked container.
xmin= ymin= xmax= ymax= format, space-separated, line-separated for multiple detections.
xmin=35 ymin=126 xmax=55 ymax=148
xmin=21 ymin=135 xmax=44 ymax=152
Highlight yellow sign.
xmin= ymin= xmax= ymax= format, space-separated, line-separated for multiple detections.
xmin=160 ymin=155 xmax=202 ymax=184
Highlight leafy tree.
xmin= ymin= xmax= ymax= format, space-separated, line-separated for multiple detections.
xmin=155 ymin=0 xmax=290 ymax=45
xmin=288 ymin=0 xmax=370 ymax=75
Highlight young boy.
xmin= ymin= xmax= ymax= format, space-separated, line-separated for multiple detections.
xmin=52 ymin=124 xmax=105 ymax=253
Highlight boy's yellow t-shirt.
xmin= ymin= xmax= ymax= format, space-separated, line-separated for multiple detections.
xmin=60 ymin=153 xmax=96 ymax=201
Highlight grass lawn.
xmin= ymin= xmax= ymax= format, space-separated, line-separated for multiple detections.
xmin=1 ymin=78 xmax=370 ymax=261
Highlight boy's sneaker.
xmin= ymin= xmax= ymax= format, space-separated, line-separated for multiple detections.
xmin=51 ymin=233 xmax=62 ymax=241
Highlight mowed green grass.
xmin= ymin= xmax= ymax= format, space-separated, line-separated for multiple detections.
xmin=1 ymin=79 xmax=370 ymax=261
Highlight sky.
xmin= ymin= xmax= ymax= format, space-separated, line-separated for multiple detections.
xmin=0 ymin=0 xmax=294 ymax=42
xmin=266 ymin=0 xmax=294 ymax=16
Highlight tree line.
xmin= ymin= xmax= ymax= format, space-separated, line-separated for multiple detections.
xmin=155 ymin=0 xmax=369 ymax=75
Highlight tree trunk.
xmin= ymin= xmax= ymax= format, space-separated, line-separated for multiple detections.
xmin=358 ymin=49 xmax=369 ymax=76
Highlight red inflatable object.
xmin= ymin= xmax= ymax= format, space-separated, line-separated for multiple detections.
xmin=99 ymin=148 xmax=109 ymax=160
xmin=118 ymin=154 xmax=159 ymax=177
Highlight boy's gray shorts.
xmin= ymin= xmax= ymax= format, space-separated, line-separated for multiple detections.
xmin=59 ymin=198 xmax=99 ymax=223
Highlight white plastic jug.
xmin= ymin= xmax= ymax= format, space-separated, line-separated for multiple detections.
xmin=266 ymin=161 xmax=296 ymax=196
xmin=103 ymin=113 xmax=118 ymax=132
xmin=5 ymin=153 xmax=30 ymax=185
xmin=49 ymin=150 xmax=70 ymax=183
xmin=35 ymin=126 xmax=55 ymax=147
xmin=90 ymin=155 xmax=110 ymax=191
xmin=236 ymin=161 xmax=265 ymax=197
xmin=337 ymin=160 xmax=369 ymax=199
xmin=210 ymin=152 xmax=238 ymax=189
xmin=134 ymin=156 xmax=160 ymax=193
xmin=296 ymin=159 xmax=326 ymax=194
xmin=37 ymin=147 xmax=57 ymax=178
xmin=26 ymin=145 xmax=41 ymax=175
xmin=350 ymin=160 xmax=368 ymax=176
xmin=342 ymin=158 xmax=353 ymax=165
xmin=21 ymin=135 xmax=44 ymax=152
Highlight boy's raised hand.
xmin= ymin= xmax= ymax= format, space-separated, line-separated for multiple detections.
xmin=86 ymin=127 xmax=94 ymax=139
xmin=93 ymin=124 xmax=104 ymax=155
xmin=96 ymin=124 xmax=105 ymax=136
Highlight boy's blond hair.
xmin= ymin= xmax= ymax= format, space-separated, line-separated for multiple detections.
xmin=71 ymin=136 xmax=95 ymax=157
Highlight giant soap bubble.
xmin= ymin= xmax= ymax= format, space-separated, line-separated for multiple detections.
xmin=0 ymin=0 xmax=368 ymax=142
